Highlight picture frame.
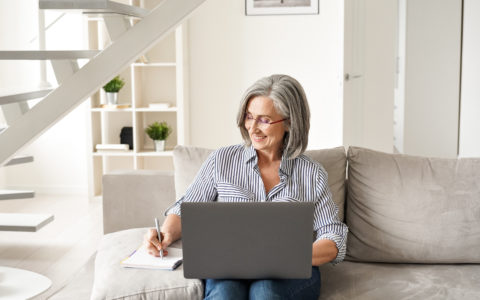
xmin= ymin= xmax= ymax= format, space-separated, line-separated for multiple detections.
xmin=245 ymin=0 xmax=319 ymax=16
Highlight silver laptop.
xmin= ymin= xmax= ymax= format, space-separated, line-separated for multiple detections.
xmin=181 ymin=202 xmax=314 ymax=279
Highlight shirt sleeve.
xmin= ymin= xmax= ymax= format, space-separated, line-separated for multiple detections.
xmin=313 ymin=167 xmax=348 ymax=265
xmin=164 ymin=151 xmax=218 ymax=216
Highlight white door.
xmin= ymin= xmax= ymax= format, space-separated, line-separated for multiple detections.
xmin=342 ymin=0 xmax=365 ymax=150
xmin=343 ymin=0 xmax=396 ymax=153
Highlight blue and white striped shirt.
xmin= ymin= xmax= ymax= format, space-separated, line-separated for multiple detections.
xmin=166 ymin=144 xmax=348 ymax=264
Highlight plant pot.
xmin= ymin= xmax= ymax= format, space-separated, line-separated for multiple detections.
xmin=105 ymin=92 xmax=118 ymax=105
xmin=154 ymin=140 xmax=165 ymax=152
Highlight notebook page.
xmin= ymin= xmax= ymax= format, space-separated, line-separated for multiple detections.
xmin=121 ymin=246 xmax=183 ymax=270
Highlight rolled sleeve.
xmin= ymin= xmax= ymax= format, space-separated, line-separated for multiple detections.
xmin=314 ymin=167 xmax=349 ymax=264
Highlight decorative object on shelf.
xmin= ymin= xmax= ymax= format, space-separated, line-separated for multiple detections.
xmin=103 ymin=76 xmax=125 ymax=105
xmin=120 ymin=127 xmax=134 ymax=150
xmin=145 ymin=121 xmax=172 ymax=152
xmin=245 ymin=0 xmax=319 ymax=16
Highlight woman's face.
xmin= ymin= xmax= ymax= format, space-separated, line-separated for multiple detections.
xmin=244 ymin=96 xmax=288 ymax=157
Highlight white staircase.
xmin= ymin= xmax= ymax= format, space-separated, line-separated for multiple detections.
xmin=0 ymin=0 xmax=206 ymax=236
xmin=0 ymin=0 xmax=206 ymax=297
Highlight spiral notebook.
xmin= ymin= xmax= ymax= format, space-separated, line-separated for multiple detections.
xmin=121 ymin=246 xmax=183 ymax=270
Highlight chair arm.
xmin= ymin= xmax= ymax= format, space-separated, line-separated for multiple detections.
xmin=102 ymin=170 xmax=176 ymax=234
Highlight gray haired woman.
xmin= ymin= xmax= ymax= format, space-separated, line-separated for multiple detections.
xmin=144 ymin=74 xmax=348 ymax=299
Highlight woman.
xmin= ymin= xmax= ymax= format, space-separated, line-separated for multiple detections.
xmin=144 ymin=74 xmax=348 ymax=299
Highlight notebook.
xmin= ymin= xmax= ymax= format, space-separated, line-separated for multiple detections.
xmin=121 ymin=246 xmax=183 ymax=270
xmin=181 ymin=202 xmax=314 ymax=279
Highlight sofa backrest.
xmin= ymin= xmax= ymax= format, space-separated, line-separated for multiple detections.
xmin=173 ymin=145 xmax=347 ymax=221
xmin=346 ymin=146 xmax=480 ymax=263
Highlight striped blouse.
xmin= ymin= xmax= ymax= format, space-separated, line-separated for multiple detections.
xmin=166 ymin=144 xmax=348 ymax=264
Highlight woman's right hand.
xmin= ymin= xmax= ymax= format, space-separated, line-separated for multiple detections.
xmin=143 ymin=228 xmax=172 ymax=257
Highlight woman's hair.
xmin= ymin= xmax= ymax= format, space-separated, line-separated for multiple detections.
xmin=236 ymin=74 xmax=310 ymax=159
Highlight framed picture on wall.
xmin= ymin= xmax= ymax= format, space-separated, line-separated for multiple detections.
xmin=245 ymin=0 xmax=319 ymax=16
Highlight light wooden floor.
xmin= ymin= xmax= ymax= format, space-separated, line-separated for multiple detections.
xmin=0 ymin=194 xmax=103 ymax=299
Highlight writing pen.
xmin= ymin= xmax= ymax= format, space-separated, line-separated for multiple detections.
xmin=154 ymin=217 xmax=163 ymax=259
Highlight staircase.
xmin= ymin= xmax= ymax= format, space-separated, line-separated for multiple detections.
xmin=0 ymin=0 xmax=206 ymax=235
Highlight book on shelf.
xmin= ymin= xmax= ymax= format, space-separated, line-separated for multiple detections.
xmin=95 ymin=144 xmax=129 ymax=152
xmin=148 ymin=102 xmax=170 ymax=109
xmin=121 ymin=246 xmax=183 ymax=270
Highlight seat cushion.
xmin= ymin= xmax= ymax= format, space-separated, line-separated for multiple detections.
xmin=346 ymin=147 xmax=480 ymax=263
xmin=173 ymin=145 xmax=347 ymax=221
xmin=90 ymin=228 xmax=203 ymax=300
xmin=319 ymin=261 xmax=480 ymax=299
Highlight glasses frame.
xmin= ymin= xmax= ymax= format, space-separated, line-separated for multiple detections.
xmin=244 ymin=113 xmax=288 ymax=129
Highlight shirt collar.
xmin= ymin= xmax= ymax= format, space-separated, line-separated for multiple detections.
xmin=243 ymin=144 xmax=293 ymax=177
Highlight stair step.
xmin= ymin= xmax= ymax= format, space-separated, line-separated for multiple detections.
xmin=5 ymin=155 xmax=34 ymax=167
xmin=39 ymin=0 xmax=148 ymax=18
xmin=0 ymin=189 xmax=35 ymax=200
xmin=0 ymin=89 xmax=53 ymax=105
xmin=0 ymin=213 xmax=54 ymax=232
xmin=0 ymin=50 xmax=100 ymax=60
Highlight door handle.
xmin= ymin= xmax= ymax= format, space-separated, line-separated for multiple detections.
xmin=344 ymin=73 xmax=362 ymax=81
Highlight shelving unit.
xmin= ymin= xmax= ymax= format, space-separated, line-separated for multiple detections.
xmin=87 ymin=1 xmax=189 ymax=197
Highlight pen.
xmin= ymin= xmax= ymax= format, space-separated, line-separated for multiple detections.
xmin=154 ymin=217 xmax=163 ymax=259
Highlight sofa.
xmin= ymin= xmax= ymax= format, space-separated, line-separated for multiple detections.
xmin=91 ymin=146 xmax=480 ymax=299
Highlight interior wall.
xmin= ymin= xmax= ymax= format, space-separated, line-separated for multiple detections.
xmin=403 ymin=0 xmax=462 ymax=158
xmin=1 ymin=5 xmax=89 ymax=195
xmin=0 ymin=0 xmax=40 ymax=187
xmin=459 ymin=0 xmax=480 ymax=157
xmin=187 ymin=0 xmax=343 ymax=150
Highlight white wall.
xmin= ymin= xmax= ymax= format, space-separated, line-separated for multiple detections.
xmin=459 ymin=0 xmax=480 ymax=157
xmin=187 ymin=0 xmax=343 ymax=150
xmin=1 ymin=5 xmax=89 ymax=195
xmin=403 ymin=0 xmax=462 ymax=158
xmin=0 ymin=0 xmax=40 ymax=187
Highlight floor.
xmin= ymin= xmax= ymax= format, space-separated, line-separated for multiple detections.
xmin=0 ymin=194 xmax=102 ymax=299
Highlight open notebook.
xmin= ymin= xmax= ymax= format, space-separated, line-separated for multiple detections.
xmin=121 ymin=246 xmax=183 ymax=270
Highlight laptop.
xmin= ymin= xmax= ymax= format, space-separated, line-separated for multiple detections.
xmin=181 ymin=202 xmax=314 ymax=279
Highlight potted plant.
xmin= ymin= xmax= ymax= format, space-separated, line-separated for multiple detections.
xmin=103 ymin=76 xmax=125 ymax=105
xmin=145 ymin=121 xmax=172 ymax=152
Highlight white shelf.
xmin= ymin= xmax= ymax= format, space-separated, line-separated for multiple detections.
xmin=132 ymin=62 xmax=176 ymax=67
xmin=93 ymin=151 xmax=134 ymax=157
xmin=91 ymin=107 xmax=133 ymax=112
xmin=135 ymin=107 xmax=178 ymax=112
xmin=87 ymin=20 xmax=188 ymax=197
xmin=136 ymin=151 xmax=173 ymax=157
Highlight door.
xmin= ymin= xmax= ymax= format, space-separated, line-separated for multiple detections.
xmin=343 ymin=0 xmax=396 ymax=153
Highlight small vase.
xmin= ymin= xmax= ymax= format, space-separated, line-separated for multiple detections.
xmin=154 ymin=140 xmax=165 ymax=152
xmin=105 ymin=92 xmax=118 ymax=105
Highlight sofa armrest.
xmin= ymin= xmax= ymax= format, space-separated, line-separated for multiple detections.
xmin=102 ymin=170 xmax=176 ymax=234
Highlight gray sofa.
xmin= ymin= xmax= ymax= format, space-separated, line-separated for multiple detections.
xmin=91 ymin=146 xmax=480 ymax=299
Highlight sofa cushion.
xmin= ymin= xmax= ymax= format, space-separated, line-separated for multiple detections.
xmin=173 ymin=145 xmax=347 ymax=221
xmin=346 ymin=147 xmax=480 ymax=263
xmin=90 ymin=228 xmax=203 ymax=300
xmin=319 ymin=261 xmax=480 ymax=299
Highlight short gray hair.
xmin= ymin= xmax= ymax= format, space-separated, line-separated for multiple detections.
xmin=236 ymin=74 xmax=310 ymax=159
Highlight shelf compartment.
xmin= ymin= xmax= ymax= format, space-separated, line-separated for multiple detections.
xmin=136 ymin=156 xmax=174 ymax=171
xmin=132 ymin=67 xmax=176 ymax=108
xmin=135 ymin=111 xmax=177 ymax=153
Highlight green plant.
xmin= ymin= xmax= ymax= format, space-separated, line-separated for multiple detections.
xmin=145 ymin=121 xmax=172 ymax=141
xmin=103 ymin=76 xmax=125 ymax=93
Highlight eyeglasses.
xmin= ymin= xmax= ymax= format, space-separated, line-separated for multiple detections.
xmin=244 ymin=113 xmax=288 ymax=130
